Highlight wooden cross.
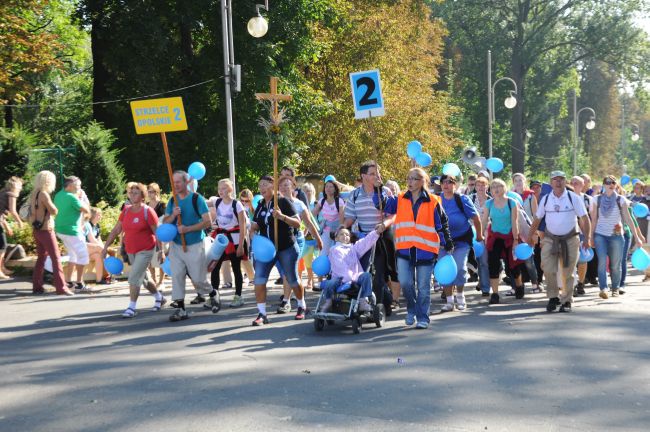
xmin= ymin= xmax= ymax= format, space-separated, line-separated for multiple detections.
xmin=255 ymin=77 xmax=292 ymax=247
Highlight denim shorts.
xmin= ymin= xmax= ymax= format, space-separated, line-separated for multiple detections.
xmin=254 ymin=242 xmax=300 ymax=287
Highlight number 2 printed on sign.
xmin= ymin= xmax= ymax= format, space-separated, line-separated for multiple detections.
xmin=350 ymin=69 xmax=385 ymax=119
xmin=173 ymin=107 xmax=182 ymax=122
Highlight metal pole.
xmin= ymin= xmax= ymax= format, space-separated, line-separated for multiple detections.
xmin=487 ymin=50 xmax=493 ymax=159
xmin=221 ymin=0 xmax=237 ymax=191
xmin=573 ymin=89 xmax=578 ymax=176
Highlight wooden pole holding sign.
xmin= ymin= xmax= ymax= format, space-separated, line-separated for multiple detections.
xmin=350 ymin=70 xmax=386 ymax=225
xmin=130 ymin=96 xmax=189 ymax=251
xmin=160 ymin=132 xmax=186 ymax=251
xmin=255 ymin=77 xmax=293 ymax=249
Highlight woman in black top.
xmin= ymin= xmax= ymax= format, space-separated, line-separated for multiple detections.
xmin=249 ymin=175 xmax=303 ymax=326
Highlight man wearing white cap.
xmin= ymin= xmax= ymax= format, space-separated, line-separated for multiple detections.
xmin=527 ymin=171 xmax=591 ymax=312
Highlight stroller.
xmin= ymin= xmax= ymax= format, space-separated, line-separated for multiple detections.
xmin=312 ymin=243 xmax=387 ymax=334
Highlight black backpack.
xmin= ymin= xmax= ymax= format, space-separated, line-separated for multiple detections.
xmin=319 ymin=196 xmax=340 ymax=213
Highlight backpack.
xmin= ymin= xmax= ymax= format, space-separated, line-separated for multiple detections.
xmin=319 ymin=196 xmax=341 ymax=213
xmin=121 ymin=204 xmax=150 ymax=223
xmin=213 ymin=198 xmax=242 ymax=228
xmin=595 ymin=194 xmax=623 ymax=221
xmin=18 ymin=197 xmax=32 ymax=220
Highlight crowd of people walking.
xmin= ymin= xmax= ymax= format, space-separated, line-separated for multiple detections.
xmin=1 ymin=162 xmax=649 ymax=329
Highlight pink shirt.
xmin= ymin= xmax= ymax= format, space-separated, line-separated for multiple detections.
xmin=328 ymin=230 xmax=379 ymax=283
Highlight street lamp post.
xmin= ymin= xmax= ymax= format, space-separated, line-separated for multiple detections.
xmin=572 ymin=89 xmax=596 ymax=176
xmin=487 ymin=50 xmax=518 ymax=158
xmin=220 ymin=0 xmax=240 ymax=191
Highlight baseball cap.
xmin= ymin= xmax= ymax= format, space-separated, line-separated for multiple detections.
xmin=430 ymin=175 xmax=441 ymax=186
xmin=530 ymin=180 xmax=541 ymax=187
xmin=550 ymin=170 xmax=566 ymax=179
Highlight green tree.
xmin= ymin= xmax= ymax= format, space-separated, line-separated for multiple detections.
xmin=0 ymin=126 xmax=36 ymax=184
xmin=69 ymin=121 xmax=125 ymax=205
xmin=300 ymin=0 xmax=460 ymax=182
xmin=431 ymin=0 xmax=648 ymax=174
xmin=0 ymin=0 xmax=65 ymax=127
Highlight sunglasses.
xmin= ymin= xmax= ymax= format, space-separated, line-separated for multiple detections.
xmin=604 ymin=180 xmax=616 ymax=185
xmin=240 ymin=199 xmax=250 ymax=203
xmin=442 ymin=180 xmax=456 ymax=185
xmin=407 ymin=176 xmax=423 ymax=181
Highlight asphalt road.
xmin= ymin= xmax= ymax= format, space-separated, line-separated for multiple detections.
xmin=1 ymin=269 xmax=649 ymax=431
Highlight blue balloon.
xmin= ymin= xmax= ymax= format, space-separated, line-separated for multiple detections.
xmin=208 ymin=234 xmax=229 ymax=261
xmin=252 ymin=235 xmax=276 ymax=263
xmin=104 ymin=256 xmax=124 ymax=275
xmin=435 ymin=255 xmax=457 ymax=285
xmin=252 ymin=194 xmax=263 ymax=209
xmin=633 ymin=203 xmax=649 ymax=218
xmin=621 ymin=175 xmax=631 ymax=185
xmin=442 ymin=163 xmax=461 ymax=177
xmin=486 ymin=157 xmax=504 ymax=173
xmin=162 ymin=257 xmax=172 ymax=276
xmin=407 ymin=140 xmax=422 ymax=158
xmin=578 ymin=247 xmax=594 ymax=263
xmin=632 ymin=178 xmax=640 ymax=186
xmin=312 ymin=255 xmax=331 ymax=276
xmin=473 ymin=241 xmax=485 ymax=258
xmin=156 ymin=224 xmax=178 ymax=242
xmin=514 ymin=243 xmax=534 ymax=260
xmin=506 ymin=191 xmax=524 ymax=206
xmin=631 ymin=248 xmax=650 ymax=271
xmin=324 ymin=175 xmax=336 ymax=183
xmin=188 ymin=162 xmax=206 ymax=181
xmin=415 ymin=152 xmax=432 ymax=167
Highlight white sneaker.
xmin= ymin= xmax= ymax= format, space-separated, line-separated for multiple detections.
xmin=229 ymin=295 xmax=244 ymax=308
xmin=455 ymin=295 xmax=466 ymax=311
xmin=441 ymin=303 xmax=454 ymax=312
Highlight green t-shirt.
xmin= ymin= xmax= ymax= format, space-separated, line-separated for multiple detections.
xmin=165 ymin=193 xmax=209 ymax=246
xmin=54 ymin=190 xmax=83 ymax=236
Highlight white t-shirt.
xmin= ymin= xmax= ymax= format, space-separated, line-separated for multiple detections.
xmin=215 ymin=199 xmax=245 ymax=244
xmin=292 ymin=199 xmax=307 ymax=220
xmin=536 ymin=190 xmax=587 ymax=236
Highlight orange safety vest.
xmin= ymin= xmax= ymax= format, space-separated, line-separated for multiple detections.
xmin=394 ymin=191 xmax=441 ymax=253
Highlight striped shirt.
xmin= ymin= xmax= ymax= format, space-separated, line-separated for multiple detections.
xmin=344 ymin=186 xmax=389 ymax=232
xmin=595 ymin=195 xmax=625 ymax=236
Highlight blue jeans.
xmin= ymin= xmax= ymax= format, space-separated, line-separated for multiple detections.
xmin=320 ymin=272 xmax=373 ymax=300
xmin=254 ymin=242 xmax=300 ymax=287
xmin=477 ymin=247 xmax=490 ymax=293
xmin=594 ymin=233 xmax=624 ymax=290
xmin=397 ymin=257 xmax=433 ymax=324
xmin=621 ymin=230 xmax=631 ymax=287
xmin=524 ymin=256 xmax=538 ymax=285
xmin=437 ymin=242 xmax=470 ymax=287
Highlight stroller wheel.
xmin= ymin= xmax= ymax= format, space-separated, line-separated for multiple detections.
xmin=314 ymin=318 xmax=325 ymax=332
xmin=373 ymin=304 xmax=386 ymax=328
xmin=352 ymin=316 xmax=362 ymax=334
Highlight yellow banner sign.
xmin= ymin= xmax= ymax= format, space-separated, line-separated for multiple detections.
xmin=130 ymin=97 xmax=188 ymax=134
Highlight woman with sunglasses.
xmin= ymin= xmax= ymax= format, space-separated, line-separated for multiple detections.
xmin=591 ymin=176 xmax=643 ymax=298
xmin=481 ymin=178 xmax=522 ymax=304
xmin=438 ymin=173 xmax=483 ymax=311
xmin=249 ymin=175 xmax=303 ymax=326
xmin=385 ymin=168 xmax=453 ymax=328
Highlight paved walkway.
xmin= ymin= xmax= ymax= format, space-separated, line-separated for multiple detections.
xmin=1 ymin=269 xmax=649 ymax=431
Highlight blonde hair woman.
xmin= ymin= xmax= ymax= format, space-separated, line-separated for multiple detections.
xmin=207 ymin=178 xmax=249 ymax=308
xmin=30 ymin=171 xmax=73 ymax=295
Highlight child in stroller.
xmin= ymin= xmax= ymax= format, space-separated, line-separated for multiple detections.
xmin=319 ymin=226 xmax=381 ymax=313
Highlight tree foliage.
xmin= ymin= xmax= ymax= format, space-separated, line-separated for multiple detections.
xmin=69 ymin=121 xmax=125 ymax=205
xmin=300 ymin=0 xmax=460 ymax=182
xmin=0 ymin=0 xmax=65 ymax=126
xmin=431 ymin=0 xmax=649 ymax=175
